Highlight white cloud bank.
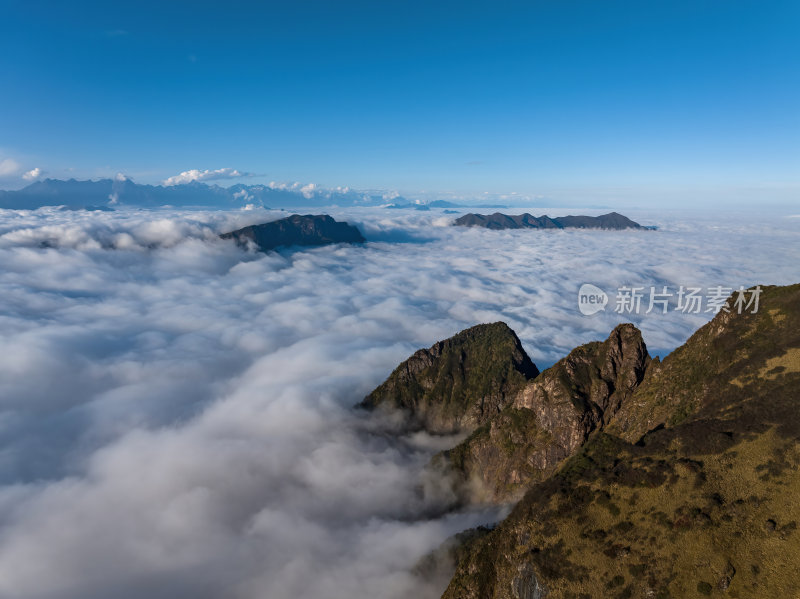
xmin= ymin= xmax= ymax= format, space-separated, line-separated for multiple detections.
xmin=0 ymin=206 xmax=798 ymax=599
xmin=162 ymin=167 xmax=255 ymax=186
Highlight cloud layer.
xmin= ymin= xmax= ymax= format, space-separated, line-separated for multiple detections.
xmin=0 ymin=206 xmax=797 ymax=598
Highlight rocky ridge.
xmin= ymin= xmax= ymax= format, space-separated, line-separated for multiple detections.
xmin=362 ymin=283 xmax=800 ymax=597
xmin=437 ymin=323 xmax=650 ymax=504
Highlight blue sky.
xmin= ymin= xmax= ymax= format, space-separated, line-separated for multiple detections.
xmin=1 ymin=0 xmax=798 ymax=205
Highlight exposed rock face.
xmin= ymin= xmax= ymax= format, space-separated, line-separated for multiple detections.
xmin=220 ymin=214 xmax=365 ymax=252
xmin=512 ymin=323 xmax=650 ymax=444
xmin=443 ymin=284 xmax=800 ymax=599
xmin=438 ymin=324 xmax=650 ymax=503
xmin=358 ymin=322 xmax=539 ymax=434
xmin=512 ymin=563 xmax=548 ymax=599
xmin=453 ymin=211 xmax=644 ymax=230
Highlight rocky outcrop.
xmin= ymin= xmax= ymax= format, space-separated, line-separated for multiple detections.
xmin=437 ymin=324 xmax=650 ymax=503
xmin=454 ymin=211 xmax=645 ymax=230
xmin=512 ymin=563 xmax=548 ymax=599
xmin=443 ymin=284 xmax=800 ymax=598
xmin=358 ymin=322 xmax=539 ymax=434
xmin=220 ymin=214 xmax=365 ymax=252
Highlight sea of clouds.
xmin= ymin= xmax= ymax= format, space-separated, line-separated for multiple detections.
xmin=0 ymin=205 xmax=798 ymax=599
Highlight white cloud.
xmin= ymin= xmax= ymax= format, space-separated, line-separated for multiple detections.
xmin=22 ymin=167 xmax=43 ymax=181
xmin=267 ymin=180 xmax=306 ymax=192
xmin=300 ymin=182 xmax=317 ymax=198
xmin=0 ymin=206 xmax=797 ymax=598
xmin=233 ymin=189 xmax=253 ymax=202
xmin=162 ymin=167 xmax=254 ymax=186
xmin=0 ymin=158 xmax=21 ymax=177
xmin=260 ymin=181 xmax=373 ymax=202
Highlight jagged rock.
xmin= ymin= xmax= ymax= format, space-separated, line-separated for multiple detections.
xmin=512 ymin=323 xmax=649 ymax=447
xmin=220 ymin=214 xmax=365 ymax=252
xmin=358 ymin=322 xmax=539 ymax=434
xmin=437 ymin=324 xmax=650 ymax=503
xmin=512 ymin=562 xmax=548 ymax=599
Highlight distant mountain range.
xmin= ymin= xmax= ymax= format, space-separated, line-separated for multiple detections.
xmin=0 ymin=179 xmax=635 ymax=218
xmin=454 ymin=211 xmax=647 ymax=230
xmin=385 ymin=200 xmax=510 ymax=211
xmin=0 ymin=178 xmax=410 ymax=210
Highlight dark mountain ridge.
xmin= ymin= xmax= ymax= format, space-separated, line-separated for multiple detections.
xmin=220 ymin=214 xmax=365 ymax=252
xmin=454 ymin=211 xmax=646 ymax=230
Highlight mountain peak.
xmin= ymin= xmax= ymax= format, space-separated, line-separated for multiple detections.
xmin=359 ymin=322 xmax=539 ymax=434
